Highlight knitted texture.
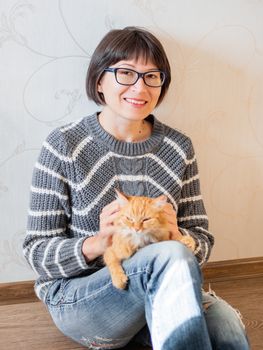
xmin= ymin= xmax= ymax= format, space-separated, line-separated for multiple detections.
xmin=23 ymin=113 xmax=214 ymax=302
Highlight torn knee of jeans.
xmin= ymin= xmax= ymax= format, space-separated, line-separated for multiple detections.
xmin=203 ymin=301 xmax=213 ymax=312
xmin=80 ymin=335 xmax=129 ymax=349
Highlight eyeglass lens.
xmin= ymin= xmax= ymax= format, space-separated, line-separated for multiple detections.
xmin=115 ymin=68 xmax=164 ymax=87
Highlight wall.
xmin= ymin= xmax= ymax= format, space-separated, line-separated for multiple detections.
xmin=0 ymin=0 xmax=262 ymax=283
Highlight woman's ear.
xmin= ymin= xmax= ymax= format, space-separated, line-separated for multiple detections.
xmin=97 ymin=81 xmax=103 ymax=93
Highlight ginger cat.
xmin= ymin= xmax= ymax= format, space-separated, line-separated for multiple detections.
xmin=103 ymin=190 xmax=195 ymax=289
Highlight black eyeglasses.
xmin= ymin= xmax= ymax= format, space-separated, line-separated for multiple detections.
xmin=103 ymin=67 xmax=165 ymax=87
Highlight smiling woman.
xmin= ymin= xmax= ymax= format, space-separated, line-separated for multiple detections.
xmin=23 ymin=26 xmax=250 ymax=349
xmin=97 ymin=57 xmax=162 ymax=142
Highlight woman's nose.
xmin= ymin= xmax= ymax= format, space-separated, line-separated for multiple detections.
xmin=131 ymin=76 xmax=147 ymax=91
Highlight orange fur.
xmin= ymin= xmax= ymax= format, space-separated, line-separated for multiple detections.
xmin=103 ymin=190 xmax=195 ymax=289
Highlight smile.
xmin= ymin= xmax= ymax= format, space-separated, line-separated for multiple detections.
xmin=124 ymin=98 xmax=147 ymax=106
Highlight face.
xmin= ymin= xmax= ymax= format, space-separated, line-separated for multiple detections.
xmin=97 ymin=58 xmax=162 ymax=122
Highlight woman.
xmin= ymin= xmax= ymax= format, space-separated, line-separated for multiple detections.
xmin=23 ymin=27 xmax=249 ymax=349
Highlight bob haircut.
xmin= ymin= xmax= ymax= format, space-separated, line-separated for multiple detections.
xmin=86 ymin=26 xmax=171 ymax=106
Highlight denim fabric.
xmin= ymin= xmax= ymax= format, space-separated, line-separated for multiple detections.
xmin=45 ymin=242 xmax=249 ymax=350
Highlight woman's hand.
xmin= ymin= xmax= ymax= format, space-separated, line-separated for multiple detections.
xmin=162 ymin=203 xmax=183 ymax=240
xmin=82 ymin=200 xmax=120 ymax=262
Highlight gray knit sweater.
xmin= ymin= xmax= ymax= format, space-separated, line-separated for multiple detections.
xmin=23 ymin=113 xmax=214 ymax=302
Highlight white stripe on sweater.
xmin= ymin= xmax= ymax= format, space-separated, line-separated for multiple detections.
xmin=72 ymin=175 xmax=123 ymax=215
xmin=72 ymin=174 xmax=178 ymax=215
xmin=31 ymin=186 xmax=68 ymax=201
xmin=198 ymin=241 xmax=208 ymax=266
xmin=179 ymin=227 xmax=191 ymax=237
xmin=74 ymin=151 xmax=182 ymax=191
xmin=35 ymin=162 xmax=68 ymax=183
xmin=164 ymin=137 xmax=187 ymax=159
xmin=182 ymin=174 xmax=199 ymax=186
xmin=69 ymin=224 xmax=97 ymax=236
xmin=55 ymin=240 xmax=68 ymax=277
xmin=37 ymin=136 xmax=196 ymax=193
xmin=74 ymin=152 xmax=113 ymax=190
xmin=196 ymin=229 xmax=214 ymax=247
xmin=144 ymin=153 xmax=182 ymax=185
xmin=26 ymin=228 xmax=65 ymax=236
xmin=177 ymin=214 xmax=208 ymax=222
xmin=59 ymin=117 xmax=84 ymax=132
xmin=42 ymin=237 xmax=60 ymax=278
xmin=179 ymin=195 xmax=202 ymax=204
xmin=195 ymin=226 xmax=211 ymax=235
xmin=28 ymin=239 xmax=46 ymax=274
xmin=75 ymin=238 xmax=87 ymax=270
xmin=43 ymin=136 xmax=93 ymax=162
xmin=194 ymin=244 xmax=202 ymax=260
xmin=28 ymin=210 xmax=65 ymax=217
xmin=186 ymin=155 xmax=196 ymax=165
xmin=164 ymin=137 xmax=197 ymax=166
xmin=35 ymin=150 xmax=187 ymax=192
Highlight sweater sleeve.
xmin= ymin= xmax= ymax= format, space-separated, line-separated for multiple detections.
xmin=177 ymin=140 xmax=214 ymax=266
xmin=23 ymin=128 xmax=95 ymax=279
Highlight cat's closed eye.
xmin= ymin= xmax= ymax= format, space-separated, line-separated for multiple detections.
xmin=143 ymin=217 xmax=153 ymax=222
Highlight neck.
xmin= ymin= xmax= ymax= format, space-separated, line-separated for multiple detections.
xmin=98 ymin=110 xmax=152 ymax=142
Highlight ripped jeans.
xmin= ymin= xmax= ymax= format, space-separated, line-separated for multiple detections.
xmin=45 ymin=241 xmax=250 ymax=349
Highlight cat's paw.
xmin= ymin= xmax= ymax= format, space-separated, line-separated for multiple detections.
xmin=112 ymin=273 xmax=128 ymax=289
xmin=181 ymin=236 xmax=196 ymax=251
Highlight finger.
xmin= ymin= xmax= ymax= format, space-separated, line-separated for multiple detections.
xmin=163 ymin=203 xmax=176 ymax=214
xmin=162 ymin=209 xmax=177 ymax=219
xmin=163 ymin=208 xmax=175 ymax=215
xmin=100 ymin=211 xmax=120 ymax=226
xmin=102 ymin=200 xmax=120 ymax=214
xmin=167 ymin=221 xmax=178 ymax=230
xmin=100 ymin=226 xmax=115 ymax=238
xmin=164 ymin=211 xmax=177 ymax=221
xmin=163 ymin=203 xmax=173 ymax=210
xmin=166 ymin=217 xmax=178 ymax=226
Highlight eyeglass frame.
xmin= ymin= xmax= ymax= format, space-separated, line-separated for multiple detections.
xmin=103 ymin=67 xmax=166 ymax=87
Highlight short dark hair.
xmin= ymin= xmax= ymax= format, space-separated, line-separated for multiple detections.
xmin=86 ymin=26 xmax=171 ymax=106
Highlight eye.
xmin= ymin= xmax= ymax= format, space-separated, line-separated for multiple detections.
xmin=125 ymin=216 xmax=133 ymax=222
xmin=118 ymin=69 xmax=134 ymax=77
xmin=145 ymin=72 xmax=159 ymax=80
xmin=143 ymin=217 xmax=152 ymax=222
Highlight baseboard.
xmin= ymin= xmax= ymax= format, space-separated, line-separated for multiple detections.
xmin=203 ymin=256 xmax=263 ymax=282
xmin=1 ymin=257 xmax=263 ymax=305
xmin=0 ymin=280 xmax=38 ymax=305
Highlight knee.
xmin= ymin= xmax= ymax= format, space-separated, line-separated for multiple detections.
xmin=144 ymin=240 xmax=196 ymax=264
xmin=138 ymin=241 xmax=200 ymax=279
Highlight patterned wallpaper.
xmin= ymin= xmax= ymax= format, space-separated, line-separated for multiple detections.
xmin=0 ymin=0 xmax=262 ymax=283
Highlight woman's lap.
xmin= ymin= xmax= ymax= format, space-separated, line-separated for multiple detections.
xmin=45 ymin=242 xmax=249 ymax=349
xmin=45 ymin=242 xmax=165 ymax=347
xmin=46 ymin=258 xmax=147 ymax=348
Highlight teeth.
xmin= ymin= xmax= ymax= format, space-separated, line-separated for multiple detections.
xmin=125 ymin=98 xmax=146 ymax=105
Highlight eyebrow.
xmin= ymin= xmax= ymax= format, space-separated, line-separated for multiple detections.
xmin=117 ymin=63 xmax=159 ymax=71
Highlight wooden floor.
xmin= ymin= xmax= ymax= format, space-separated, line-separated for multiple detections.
xmin=0 ymin=277 xmax=262 ymax=350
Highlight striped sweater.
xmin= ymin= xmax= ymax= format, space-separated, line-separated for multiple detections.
xmin=23 ymin=113 xmax=214 ymax=302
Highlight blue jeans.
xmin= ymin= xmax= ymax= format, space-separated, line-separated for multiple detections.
xmin=45 ymin=241 xmax=250 ymax=349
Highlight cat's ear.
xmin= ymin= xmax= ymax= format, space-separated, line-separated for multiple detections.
xmin=153 ymin=195 xmax=168 ymax=209
xmin=115 ymin=189 xmax=129 ymax=206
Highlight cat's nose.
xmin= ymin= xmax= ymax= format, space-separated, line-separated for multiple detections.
xmin=134 ymin=224 xmax=142 ymax=232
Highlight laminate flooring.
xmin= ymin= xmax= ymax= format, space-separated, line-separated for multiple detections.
xmin=0 ymin=277 xmax=262 ymax=350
